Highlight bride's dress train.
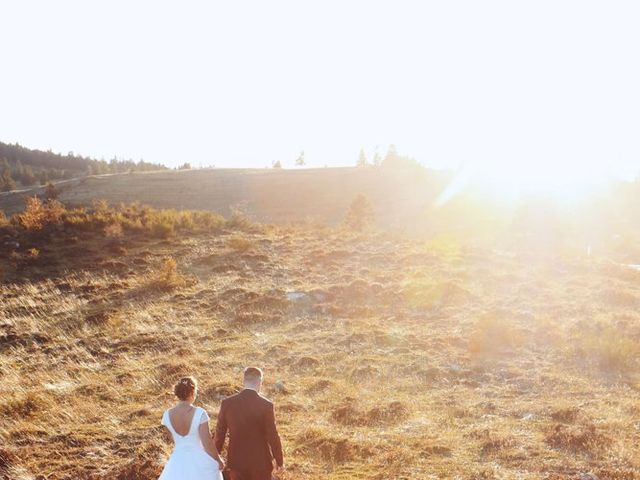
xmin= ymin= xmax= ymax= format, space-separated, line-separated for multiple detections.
xmin=158 ymin=406 xmax=223 ymax=480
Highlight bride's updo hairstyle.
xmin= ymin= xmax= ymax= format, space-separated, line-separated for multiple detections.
xmin=174 ymin=376 xmax=197 ymax=401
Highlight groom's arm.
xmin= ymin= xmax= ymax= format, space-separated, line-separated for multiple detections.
xmin=264 ymin=403 xmax=283 ymax=467
xmin=214 ymin=401 xmax=227 ymax=453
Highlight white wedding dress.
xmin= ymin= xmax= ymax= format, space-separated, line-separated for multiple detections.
xmin=158 ymin=406 xmax=223 ymax=480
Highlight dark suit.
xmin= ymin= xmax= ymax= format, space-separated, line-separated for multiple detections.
xmin=214 ymin=388 xmax=283 ymax=480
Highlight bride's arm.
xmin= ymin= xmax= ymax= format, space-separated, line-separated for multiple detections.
xmin=161 ymin=426 xmax=173 ymax=443
xmin=199 ymin=421 xmax=225 ymax=469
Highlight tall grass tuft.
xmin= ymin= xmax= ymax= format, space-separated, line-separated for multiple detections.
xmin=151 ymin=257 xmax=187 ymax=290
xmin=227 ymin=235 xmax=255 ymax=253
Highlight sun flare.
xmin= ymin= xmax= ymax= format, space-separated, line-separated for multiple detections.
xmin=436 ymin=160 xmax=626 ymax=207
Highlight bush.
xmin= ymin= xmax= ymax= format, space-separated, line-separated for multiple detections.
xmin=151 ymin=257 xmax=187 ymax=290
xmin=344 ymin=194 xmax=374 ymax=231
xmin=12 ymin=197 xmax=65 ymax=230
xmin=44 ymin=182 xmax=58 ymax=200
xmin=6 ymin=198 xmax=229 ymax=240
xmin=227 ymin=235 xmax=255 ymax=252
xmin=150 ymin=221 xmax=175 ymax=238
xmin=191 ymin=210 xmax=225 ymax=231
xmin=226 ymin=206 xmax=254 ymax=231
xmin=574 ymin=325 xmax=640 ymax=373
xmin=14 ymin=196 xmax=46 ymax=230
xmin=92 ymin=199 xmax=110 ymax=216
xmin=43 ymin=199 xmax=65 ymax=224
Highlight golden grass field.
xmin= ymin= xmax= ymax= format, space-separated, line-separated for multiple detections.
xmin=1 ymin=191 xmax=639 ymax=479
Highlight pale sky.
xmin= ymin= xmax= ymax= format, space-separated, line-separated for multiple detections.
xmin=1 ymin=1 xmax=639 ymax=180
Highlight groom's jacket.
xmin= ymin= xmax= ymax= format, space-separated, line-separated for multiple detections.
xmin=214 ymin=388 xmax=283 ymax=473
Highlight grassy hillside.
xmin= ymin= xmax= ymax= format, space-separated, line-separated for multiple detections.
xmin=4 ymin=167 xmax=640 ymax=256
xmin=0 ymin=200 xmax=639 ymax=479
xmin=0 ymin=167 xmax=449 ymax=230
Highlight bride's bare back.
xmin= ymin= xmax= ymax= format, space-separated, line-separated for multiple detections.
xmin=168 ymin=404 xmax=197 ymax=436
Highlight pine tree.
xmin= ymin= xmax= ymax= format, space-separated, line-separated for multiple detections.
xmin=356 ymin=148 xmax=368 ymax=167
xmin=22 ymin=165 xmax=36 ymax=186
xmin=1 ymin=169 xmax=16 ymax=192
xmin=15 ymin=160 xmax=25 ymax=180
xmin=379 ymin=145 xmax=422 ymax=170
xmin=372 ymin=149 xmax=381 ymax=166
xmin=382 ymin=144 xmax=399 ymax=167
xmin=272 ymin=160 xmax=282 ymax=169
xmin=295 ymin=151 xmax=305 ymax=167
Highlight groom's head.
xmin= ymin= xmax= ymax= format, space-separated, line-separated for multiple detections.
xmin=243 ymin=366 xmax=263 ymax=391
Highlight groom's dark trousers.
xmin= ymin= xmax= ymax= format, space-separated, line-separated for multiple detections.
xmin=215 ymin=389 xmax=283 ymax=480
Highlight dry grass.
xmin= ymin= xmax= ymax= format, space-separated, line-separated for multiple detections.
xmin=226 ymin=235 xmax=256 ymax=253
xmin=572 ymin=325 xmax=640 ymax=374
xmin=150 ymin=257 xmax=189 ymax=290
xmin=0 ymin=201 xmax=639 ymax=480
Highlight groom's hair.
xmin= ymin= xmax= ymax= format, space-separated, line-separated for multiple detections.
xmin=243 ymin=367 xmax=263 ymax=383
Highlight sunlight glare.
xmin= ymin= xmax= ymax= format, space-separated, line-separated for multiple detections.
xmin=435 ymin=159 xmax=622 ymax=207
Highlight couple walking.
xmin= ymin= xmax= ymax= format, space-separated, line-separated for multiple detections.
xmin=158 ymin=367 xmax=284 ymax=480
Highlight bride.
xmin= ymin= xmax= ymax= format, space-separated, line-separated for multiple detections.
xmin=159 ymin=377 xmax=224 ymax=480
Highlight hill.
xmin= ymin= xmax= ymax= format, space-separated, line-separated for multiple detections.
xmin=0 ymin=166 xmax=450 ymax=230
xmin=0 ymin=200 xmax=639 ymax=479
xmin=0 ymin=141 xmax=167 ymax=191
xmin=4 ymin=166 xmax=640 ymax=258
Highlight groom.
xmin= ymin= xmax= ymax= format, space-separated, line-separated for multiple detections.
xmin=214 ymin=367 xmax=284 ymax=480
